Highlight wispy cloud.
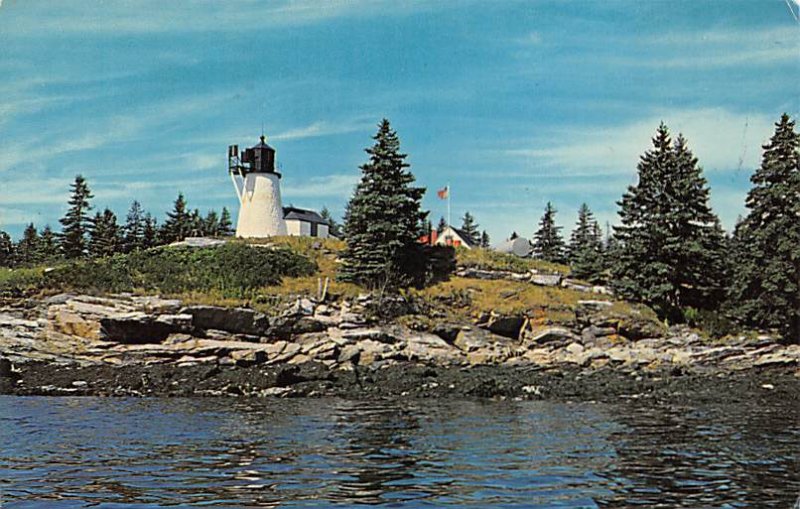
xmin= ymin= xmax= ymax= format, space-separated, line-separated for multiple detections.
xmin=0 ymin=0 xmax=454 ymax=36
xmin=283 ymin=174 xmax=359 ymax=200
xmin=271 ymin=119 xmax=373 ymax=142
xmin=506 ymin=108 xmax=775 ymax=175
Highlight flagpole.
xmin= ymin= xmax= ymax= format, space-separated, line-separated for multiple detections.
xmin=447 ymin=182 xmax=451 ymax=228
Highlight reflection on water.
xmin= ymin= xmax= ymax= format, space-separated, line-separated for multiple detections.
xmin=0 ymin=395 xmax=797 ymax=507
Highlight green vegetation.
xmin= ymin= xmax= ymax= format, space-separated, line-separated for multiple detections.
xmin=532 ymin=202 xmax=567 ymax=264
xmin=456 ymin=246 xmax=570 ymax=275
xmin=611 ymin=124 xmax=727 ymax=322
xmin=338 ymin=119 xmax=429 ymax=290
xmin=567 ymin=203 xmax=605 ymax=284
xmin=0 ymin=243 xmax=315 ymax=300
xmin=728 ymin=114 xmax=800 ymax=342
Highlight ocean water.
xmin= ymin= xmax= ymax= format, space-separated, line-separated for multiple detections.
xmin=0 ymin=395 xmax=798 ymax=508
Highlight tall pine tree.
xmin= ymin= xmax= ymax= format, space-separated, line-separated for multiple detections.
xmin=15 ymin=223 xmax=41 ymax=266
xmin=568 ymin=203 xmax=605 ymax=283
xmin=122 ymin=200 xmax=146 ymax=253
xmin=59 ymin=175 xmax=93 ymax=258
xmin=160 ymin=193 xmax=191 ymax=243
xmin=728 ymin=114 xmax=800 ymax=342
xmin=460 ymin=212 xmax=480 ymax=245
xmin=611 ymin=124 xmax=726 ymax=320
xmin=39 ymin=225 xmax=60 ymax=262
xmin=219 ymin=207 xmax=235 ymax=236
xmin=533 ymin=202 xmax=566 ymax=263
xmin=339 ymin=119 xmax=427 ymax=290
xmin=142 ymin=213 xmax=159 ymax=249
xmin=0 ymin=231 xmax=13 ymax=267
xmin=89 ymin=208 xmax=121 ymax=258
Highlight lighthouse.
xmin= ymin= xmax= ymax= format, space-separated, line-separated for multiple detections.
xmin=228 ymin=135 xmax=287 ymax=238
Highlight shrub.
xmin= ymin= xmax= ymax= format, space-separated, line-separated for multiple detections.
xmin=42 ymin=243 xmax=317 ymax=298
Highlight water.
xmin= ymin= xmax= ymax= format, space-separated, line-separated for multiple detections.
xmin=1 ymin=396 xmax=798 ymax=508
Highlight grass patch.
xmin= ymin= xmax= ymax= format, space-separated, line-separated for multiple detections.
xmin=413 ymin=276 xmax=608 ymax=325
xmin=456 ymin=247 xmax=569 ymax=275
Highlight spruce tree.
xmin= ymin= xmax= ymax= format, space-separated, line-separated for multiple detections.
xmin=219 ymin=207 xmax=235 ymax=236
xmin=142 ymin=213 xmax=159 ymax=249
xmin=0 ymin=231 xmax=13 ymax=267
xmin=160 ymin=193 xmax=191 ymax=243
xmin=436 ymin=216 xmax=447 ymax=233
xmin=611 ymin=124 xmax=726 ymax=320
xmin=533 ymin=202 xmax=566 ymax=263
xmin=89 ymin=208 xmax=121 ymax=258
xmin=320 ymin=206 xmax=341 ymax=237
xmin=122 ymin=200 xmax=146 ymax=253
xmin=480 ymin=230 xmax=490 ymax=248
xmin=188 ymin=208 xmax=204 ymax=236
xmin=15 ymin=223 xmax=41 ymax=266
xmin=568 ymin=203 xmax=605 ymax=282
xmin=339 ymin=119 xmax=427 ymax=290
xmin=728 ymin=114 xmax=800 ymax=342
xmin=460 ymin=212 xmax=480 ymax=245
xmin=204 ymin=210 xmax=220 ymax=237
xmin=39 ymin=225 xmax=60 ymax=262
xmin=59 ymin=175 xmax=93 ymax=258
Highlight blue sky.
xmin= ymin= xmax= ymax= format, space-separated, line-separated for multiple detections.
xmin=1 ymin=0 xmax=798 ymax=241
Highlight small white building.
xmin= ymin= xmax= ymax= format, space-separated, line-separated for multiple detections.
xmin=494 ymin=236 xmax=532 ymax=257
xmin=283 ymin=206 xmax=330 ymax=238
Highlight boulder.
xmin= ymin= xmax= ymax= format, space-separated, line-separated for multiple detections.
xmin=524 ymin=326 xmax=579 ymax=346
xmin=0 ymin=358 xmax=13 ymax=378
xmin=483 ymin=315 xmax=526 ymax=340
xmin=181 ymin=306 xmax=268 ymax=336
xmin=432 ymin=323 xmax=462 ymax=344
xmin=530 ymin=274 xmax=562 ymax=286
xmin=100 ymin=312 xmax=182 ymax=344
xmin=454 ymin=327 xmax=500 ymax=352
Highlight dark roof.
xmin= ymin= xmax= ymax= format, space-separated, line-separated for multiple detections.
xmin=250 ymin=135 xmax=274 ymax=151
xmin=446 ymin=226 xmax=478 ymax=248
xmin=283 ymin=206 xmax=327 ymax=224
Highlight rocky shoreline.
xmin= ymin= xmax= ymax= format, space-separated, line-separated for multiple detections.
xmin=1 ymin=292 xmax=799 ymax=401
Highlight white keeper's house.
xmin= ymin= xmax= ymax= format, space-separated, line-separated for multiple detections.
xmin=227 ymin=135 xmax=331 ymax=239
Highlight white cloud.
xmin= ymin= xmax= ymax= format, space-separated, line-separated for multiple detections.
xmin=271 ymin=119 xmax=372 ymax=142
xmin=507 ymin=108 xmax=775 ymax=175
xmin=0 ymin=0 xmax=454 ymax=36
xmin=283 ymin=173 xmax=359 ymax=199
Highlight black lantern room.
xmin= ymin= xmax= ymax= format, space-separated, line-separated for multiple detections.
xmin=228 ymin=135 xmax=279 ymax=178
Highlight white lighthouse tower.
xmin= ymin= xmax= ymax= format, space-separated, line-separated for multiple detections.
xmin=228 ymin=135 xmax=287 ymax=238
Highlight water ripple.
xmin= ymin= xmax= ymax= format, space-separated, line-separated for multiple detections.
xmin=0 ymin=396 xmax=798 ymax=507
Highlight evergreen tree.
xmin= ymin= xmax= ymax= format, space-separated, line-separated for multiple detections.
xmin=59 ymin=175 xmax=93 ymax=258
xmin=0 ymin=231 xmax=13 ymax=267
xmin=15 ymin=223 xmax=41 ymax=266
xmin=480 ymin=230 xmax=490 ymax=248
xmin=122 ymin=200 xmax=146 ymax=253
xmin=460 ymin=211 xmax=480 ymax=245
xmin=142 ymin=213 xmax=159 ymax=249
xmin=436 ymin=216 xmax=447 ymax=233
xmin=568 ymin=204 xmax=605 ymax=282
xmin=89 ymin=208 xmax=121 ymax=258
xmin=728 ymin=114 xmax=800 ymax=342
xmin=39 ymin=225 xmax=60 ymax=262
xmin=204 ymin=210 xmax=220 ymax=237
xmin=533 ymin=202 xmax=566 ymax=263
xmin=509 ymin=231 xmax=519 ymax=240
xmin=219 ymin=207 xmax=235 ymax=236
xmin=339 ymin=119 xmax=427 ymax=290
xmin=320 ymin=206 xmax=342 ymax=237
xmin=160 ymin=193 xmax=191 ymax=243
xmin=188 ymin=208 xmax=204 ymax=236
xmin=611 ymin=124 xmax=726 ymax=320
